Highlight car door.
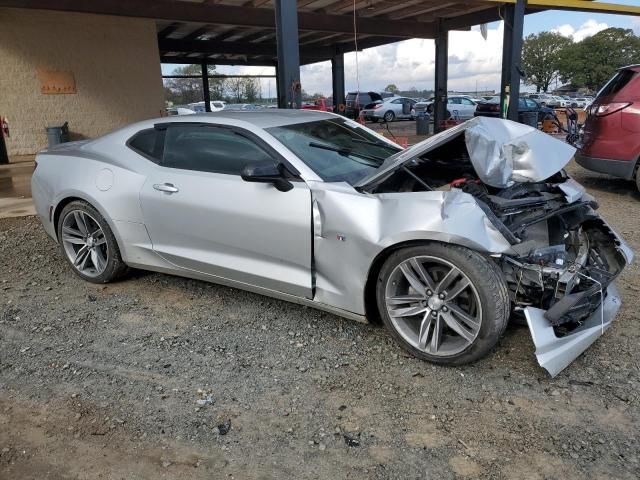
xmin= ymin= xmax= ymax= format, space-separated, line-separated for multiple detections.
xmin=139 ymin=122 xmax=313 ymax=299
xmin=459 ymin=97 xmax=477 ymax=120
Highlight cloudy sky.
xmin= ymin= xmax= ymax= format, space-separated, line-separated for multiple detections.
xmin=161 ymin=4 xmax=640 ymax=97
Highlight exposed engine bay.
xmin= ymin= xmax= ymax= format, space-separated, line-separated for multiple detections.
xmin=364 ymin=125 xmax=628 ymax=353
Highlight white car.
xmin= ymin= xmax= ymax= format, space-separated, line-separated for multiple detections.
xmin=413 ymin=96 xmax=477 ymax=121
xmin=360 ymin=96 xmax=417 ymax=122
xmin=189 ymin=101 xmax=226 ymax=112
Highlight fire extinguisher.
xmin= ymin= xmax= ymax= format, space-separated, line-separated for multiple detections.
xmin=1 ymin=116 xmax=9 ymax=138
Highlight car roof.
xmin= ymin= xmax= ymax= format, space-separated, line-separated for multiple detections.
xmin=154 ymin=109 xmax=336 ymax=129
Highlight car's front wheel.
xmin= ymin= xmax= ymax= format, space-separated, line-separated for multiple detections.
xmin=376 ymin=243 xmax=510 ymax=365
xmin=57 ymin=200 xmax=128 ymax=283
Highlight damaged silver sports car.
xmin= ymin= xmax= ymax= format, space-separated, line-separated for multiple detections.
xmin=31 ymin=111 xmax=632 ymax=376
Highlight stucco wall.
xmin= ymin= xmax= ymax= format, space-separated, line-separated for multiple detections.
xmin=0 ymin=8 xmax=165 ymax=155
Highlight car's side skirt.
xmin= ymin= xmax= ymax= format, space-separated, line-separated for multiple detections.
xmin=125 ymin=261 xmax=369 ymax=324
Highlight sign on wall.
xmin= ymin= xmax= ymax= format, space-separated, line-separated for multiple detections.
xmin=37 ymin=68 xmax=76 ymax=94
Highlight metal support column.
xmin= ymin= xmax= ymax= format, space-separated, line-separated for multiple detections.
xmin=331 ymin=50 xmax=345 ymax=113
xmin=201 ymin=62 xmax=211 ymax=112
xmin=274 ymin=0 xmax=301 ymax=109
xmin=433 ymin=20 xmax=449 ymax=133
xmin=500 ymin=0 xmax=526 ymax=122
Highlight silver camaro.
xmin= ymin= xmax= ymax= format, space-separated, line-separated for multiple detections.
xmin=32 ymin=111 xmax=633 ymax=376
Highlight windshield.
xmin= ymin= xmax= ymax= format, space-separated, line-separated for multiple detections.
xmin=267 ymin=118 xmax=402 ymax=185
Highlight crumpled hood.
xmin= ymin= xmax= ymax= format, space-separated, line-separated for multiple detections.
xmin=357 ymin=117 xmax=576 ymax=188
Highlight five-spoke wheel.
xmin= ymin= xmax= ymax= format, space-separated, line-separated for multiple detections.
xmin=57 ymin=200 xmax=128 ymax=283
xmin=61 ymin=210 xmax=108 ymax=277
xmin=377 ymin=244 xmax=510 ymax=365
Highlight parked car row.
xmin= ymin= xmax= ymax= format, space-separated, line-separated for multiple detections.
xmin=474 ymin=96 xmax=555 ymax=123
xmin=527 ymin=93 xmax=594 ymax=109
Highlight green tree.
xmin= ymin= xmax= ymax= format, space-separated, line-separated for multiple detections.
xmin=384 ymin=84 xmax=400 ymax=94
xmin=558 ymin=28 xmax=640 ymax=91
xmin=163 ymin=64 xmax=226 ymax=105
xmin=242 ymin=78 xmax=261 ymax=103
xmin=521 ymin=32 xmax=573 ymax=92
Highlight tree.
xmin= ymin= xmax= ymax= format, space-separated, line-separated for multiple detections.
xmin=242 ymin=78 xmax=261 ymax=103
xmin=521 ymin=32 xmax=572 ymax=92
xmin=384 ymin=84 xmax=400 ymax=94
xmin=227 ymin=77 xmax=244 ymax=103
xmin=558 ymin=28 xmax=640 ymax=91
xmin=163 ymin=64 xmax=227 ymax=105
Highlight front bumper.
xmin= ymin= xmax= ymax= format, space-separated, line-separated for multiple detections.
xmin=524 ymin=283 xmax=621 ymax=377
xmin=575 ymin=152 xmax=637 ymax=180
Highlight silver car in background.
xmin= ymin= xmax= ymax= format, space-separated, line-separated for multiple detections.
xmin=413 ymin=96 xmax=477 ymax=121
xmin=32 ymin=111 xmax=632 ymax=376
xmin=360 ymin=96 xmax=417 ymax=122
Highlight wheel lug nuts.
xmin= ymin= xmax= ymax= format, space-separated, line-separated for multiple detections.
xmin=438 ymin=293 xmax=445 ymax=300
xmin=431 ymin=310 xmax=438 ymax=317
xmin=442 ymin=306 xmax=448 ymax=312
xmin=426 ymin=290 xmax=432 ymax=296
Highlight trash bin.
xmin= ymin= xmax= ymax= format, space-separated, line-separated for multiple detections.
xmin=46 ymin=122 xmax=70 ymax=147
xmin=416 ymin=112 xmax=430 ymax=135
xmin=518 ymin=111 xmax=538 ymax=128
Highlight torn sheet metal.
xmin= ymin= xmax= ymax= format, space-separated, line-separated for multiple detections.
xmin=464 ymin=117 xmax=576 ymax=187
xmin=524 ymin=284 xmax=621 ymax=377
xmin=357 ymin=117 xmax=576 ymax=189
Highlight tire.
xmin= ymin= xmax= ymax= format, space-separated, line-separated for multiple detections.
xmin=376 ymin=243 xmax=510 ymax=366
xmin=383 ymin=111 xmax=395 ymax=122
xmin=57 ymin=200 xmax=128 ymax=284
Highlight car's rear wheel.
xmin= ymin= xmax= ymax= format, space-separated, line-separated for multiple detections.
xmin=383 ymin=111 xmax=395 ymax=122
xmin=57 ymin=200 xmax=128 ymax=283
xmin=376 ymin=243 xmax=510 ymax=365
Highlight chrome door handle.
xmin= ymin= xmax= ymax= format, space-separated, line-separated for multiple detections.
xmin=153 ymin=183 xmax=179 ymax=193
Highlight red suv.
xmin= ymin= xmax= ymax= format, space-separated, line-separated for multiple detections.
xmin=576 ymin=65 xmax=640 ymax=191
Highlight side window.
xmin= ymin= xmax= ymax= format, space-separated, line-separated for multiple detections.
xmin=525 ymin=99 xmax=538 ymax=109
xmin=127 ymin=128 xmax=165 ymax=163
xmin=162 ymin=124 xmax=275 ymax=175
xmin=461 ymin=98 xmax=475 ymax=105
xmin=391 ymin=99 xmax=403 ymax=104
xmin=449 ymin=97 xmax=462 ymax=105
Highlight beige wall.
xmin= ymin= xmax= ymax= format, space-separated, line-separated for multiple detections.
xmin=0 ymin=8 xmax=165 ymax=155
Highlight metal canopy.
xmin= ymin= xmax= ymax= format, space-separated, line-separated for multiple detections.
xmin=1 ymin=0 xmax=507 ymax=66
xmin=1 ymin=0 xmax=637 ymax=67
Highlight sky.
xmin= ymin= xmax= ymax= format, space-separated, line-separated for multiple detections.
xmin=161 ymin=3 xmax=640 ymax=98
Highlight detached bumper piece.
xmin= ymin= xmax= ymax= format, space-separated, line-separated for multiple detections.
xmin=524 ymin=283 xmax=621 ymax=377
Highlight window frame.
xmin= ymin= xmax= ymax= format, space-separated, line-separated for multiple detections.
xmin=126 ymin=127 xmax=166 ymax=164
xmin=156 ymin=122 xmax=302 ymax=179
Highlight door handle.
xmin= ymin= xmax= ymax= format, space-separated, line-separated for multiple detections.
xmin=153 ymin=183 xmax=179 ymax=193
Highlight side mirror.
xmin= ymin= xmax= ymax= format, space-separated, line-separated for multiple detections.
xmin=241 ymin=162 xmax=294 ymax=192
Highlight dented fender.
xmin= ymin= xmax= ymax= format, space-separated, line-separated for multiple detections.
xmin=309 ymin=181 xmax=513 ymax=316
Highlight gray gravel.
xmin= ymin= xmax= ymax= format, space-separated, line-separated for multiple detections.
xmin=1 ymin=161 xmax=639 ymax=479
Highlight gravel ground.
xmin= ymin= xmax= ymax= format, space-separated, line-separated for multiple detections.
xmin=1 ymin=162 xmax=639 ymax=479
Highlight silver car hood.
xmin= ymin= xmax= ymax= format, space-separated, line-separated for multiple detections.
xmin=357 ymin=117 xmax=577 ymax=188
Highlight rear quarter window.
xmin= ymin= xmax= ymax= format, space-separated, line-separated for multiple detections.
xmin=598 ymin=70 xmax=637 ymax=98
xmin=127 ymin=128 xmax=165 ymax=163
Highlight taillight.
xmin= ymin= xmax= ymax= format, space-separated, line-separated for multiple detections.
xmin=490 ymin=105 xmax=500 ymax=112
xmin=594 ymin=102 xmax=631 ymax=117
xmin=374 ymin=104 xmax=383 ymax=109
